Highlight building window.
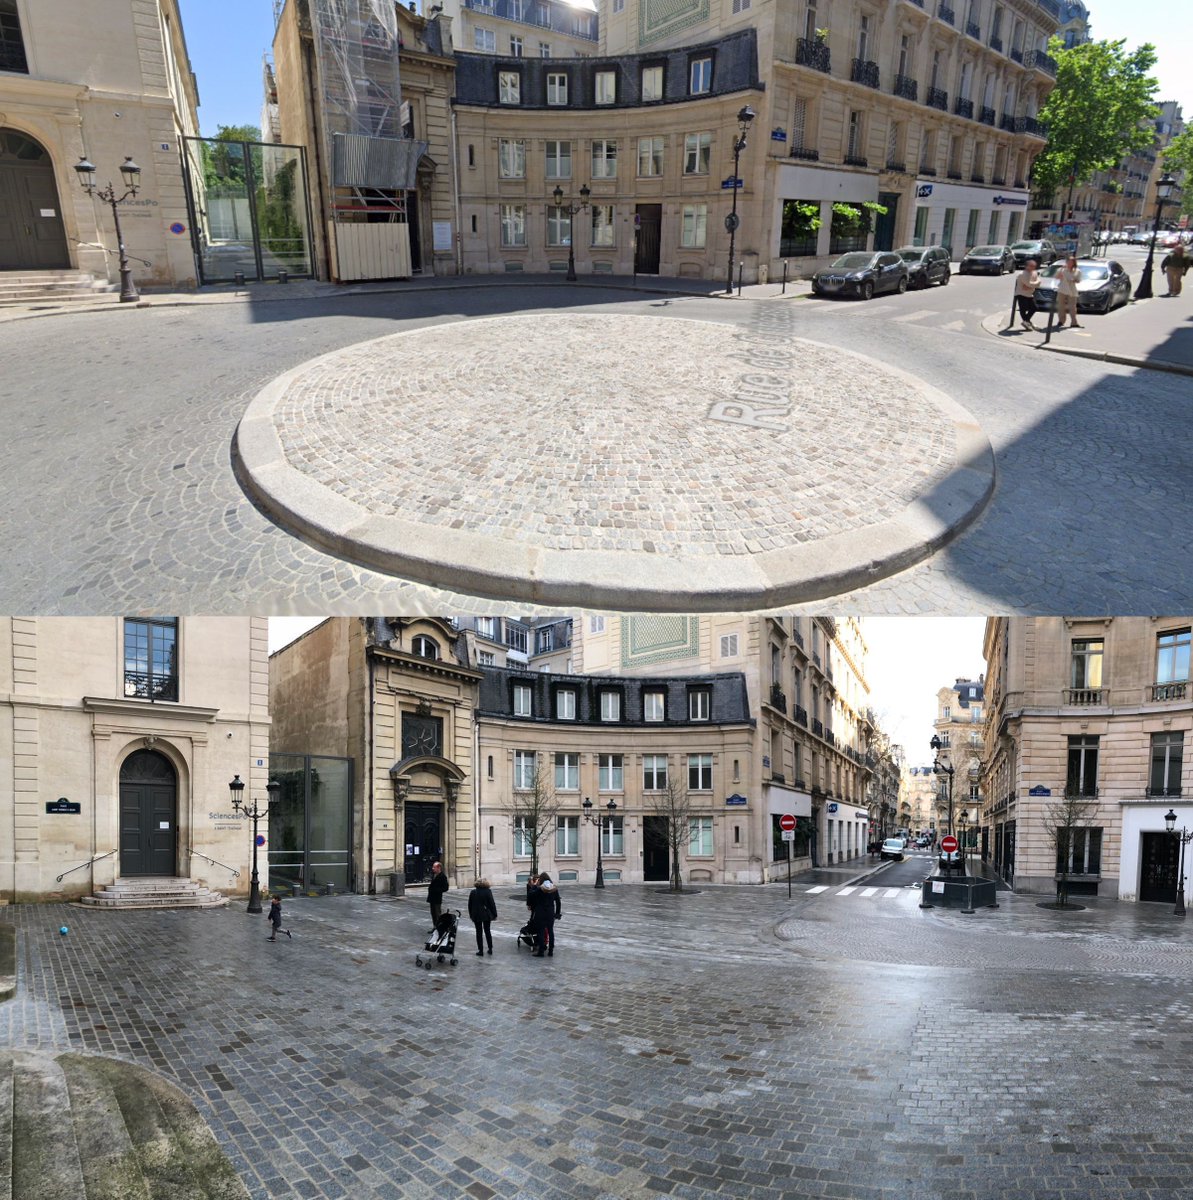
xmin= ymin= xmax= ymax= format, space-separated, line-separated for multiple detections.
xmin=613 ymin=0 xmax=624 ymax=10
xmin=689 ymin=689 xmax=710 ymax=721
xmin=539 ymin=42 xmax=551 ymax=57
xmin=513 ymin=816 xmax=533 ymax=857
xmin=591 ymin=204 xmax=615 ymax=246
xmin=478 ymin=650 xmax=495 ymax=666
xmin=602 ymin=816 xmax=625 ymax=855
xmin=544 ymin=139 xmax=572 ymax=179
xmin=720 ymin=633 xmax=739 ymax=658
xmin=556 ymin=815 xmax=579 ymax=856
xmin=1150 ymin=732 xmax=1184 ymax=796
xmin=689 ymin=816 xmax=714 ymax=856
xmin=643 ymin=690 xmax=665 ymax=721
xmin=641 ymin=64 xmax=664 ymax=101
xmin=510 ymin=35 xmax=523 ymax=57
xmin=599 ymin=691 xmax=621 ymax=722
xmin=591 ymin=138 xmax=617 ymax=179
xmin=595 ymin=70 xmax=616 ymax=104
xmin=971 ymin=707 xmax=982 ymax=722
xmin=943 ymin=705 xmax=951 ymax=719
xmin=554 ymin=752 xmax=579 ymax=790
xmin=498 ymin=139 xmax=525 ymax=178
xmin=681 ymin=204 xmax=707 ymax=248
xmin=507 ymin=624 xmax=528 ymax=653
xmin=0 ymin=0 xmax=29 ymax=73
xmin=684 ymin=131 xmax=712 ymax=175
xmin=643 ymin=754 xmax=668 ymax=789
xmin=547 ymin=208 xmax=572 ymax=247
xmin=1057 ymin=827 xmax=1102 ymax=875
xmin=547 ymin=72 xmax=568 ymax=105
xmin=688 ymin=754 xmax=713 ymax=790
xmin=123 ymin=617 xmax=178 ymax=701
xmin=500 ymin=204 xmax=526 ymax=247
xmin=589 ymin=615 xmax=605 ymax=633
xmin=474 ymin=27 xmax=496 ymax=51
xmin=690 ymin=56 xmax=712 ymax=94
xmin=499 ymin=70 xmax=520 ymax=103
xmin=411 ymin=635 xmax=438 ymax=660
xmin=792 ymin=668 xmax=802 ymax=706
xmin=514 ymin=750 xmax=536 ymax=789
xmin=599 ymin=753 xmax=624 ymax=791
xmin=536 ymin=626 xmax=555 ymax=653
xmin=1157 ymin=628 xmax=1192 ymax=684
xmin=476 ymin=616 xmax=497 ymax=639
xmin=513 ymin=684 xmax=532 ymax=716
xmin=638 ymin=136 xmax=664 ymax=177
xmin=731 ymin=0 xmax=750 ymax=11
xmin=847 ymin=110 xmax=863 ymax=160
xmin=1066 ymin=735 xmax=1098 ymax=796
xmin=556 ymin=689 xmax=577 ymax=719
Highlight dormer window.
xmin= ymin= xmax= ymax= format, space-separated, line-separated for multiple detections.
xmin=411 ymin=635 xmax=439 ymax=660
xmin=499 ymin=70 xmax=521 ymax=104
xmin=641 ymin=64 xmax=664 ymax=101
xmin=547 ymin=72 xmax=568 ymax=105
xmin=556 ymin=688 xmax=577 ymax=719
xmin=644 ymin=690 xmax=665 ymax=722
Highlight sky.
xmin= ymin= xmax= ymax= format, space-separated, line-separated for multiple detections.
xmin=177 ymin=0 xmax=1192 ymax=135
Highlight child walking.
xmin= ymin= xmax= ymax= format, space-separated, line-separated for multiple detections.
xmin=267 ymin=896 xmax=291 ymax=941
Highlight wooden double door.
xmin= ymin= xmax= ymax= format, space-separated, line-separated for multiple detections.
xmin=0 ymin=129 xmax=70 ymax=271
xmin=119 ymin=750 xmax=177 ymax=877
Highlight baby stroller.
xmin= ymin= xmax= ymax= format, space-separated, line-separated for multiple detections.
xmin=516 ymin=920 xmax=538 ymax=952
xmin=416 ymin=909 xmax=460 ymax=969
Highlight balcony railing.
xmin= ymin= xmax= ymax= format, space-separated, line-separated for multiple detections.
xmin=1000 ymin=113 xmax=1017 ymax=132
xmin=812 ymin=717 xmax=824 ymax=738
xmin=793 ymin=629 xmax=805 ymax=650
xmin=979 ymin=105 xmax=996 ymax=125
xmin=124 ymin=671 xmax=179 ymax=702
xmin=947 ymin=169 xmax=963 ymax=179
xmin=1145 ymin=786 xmax=1183 ymax=798
xmin=970 ymin=173 xmax=985 ymax=183
xmin=990 ymin=35 xmax=1003 ymax=53
xmin=851 ymin=58 xmax=880 ymax=88
xmin=1152 ymin=681 xmax=1189 ymax=702
xmin=0 ymin=43 xmax=29 ymax=73
xmin=1010 ymin=47 xmax=1023 ymax=64
xmin=1025 ymin=49 xmax=1057 ymax=76
xmin=769 ymin=685 xmax=787 ymax=713
xmin=992 ymin=174 xmax=1006 ymax=185
xmin=886 ymin=160 xmax=907 ymax=172
xmin=844 ymin=154 xmax=869 ymax=167
xmin=796 ymin=37 xmax=832 ymax=73
xmin=1064 ymin=787 xmax=1099 ymax=799
xmin=789 ymin=146 xmax=821 ymax=161
xmin=794 ymin=704 xmax=809 ymax=727
xmin=926 ymin=86 xmax=948 ymax=111
xmin=894 ymin=73 xmax=919 ymax=101
xmin=954 ymin=97 xmax=974 ymax=119
xmin=966 ymin=20 xmax=981 ymax=38
xmin=919 ymin=165 xmax=937 ymax=176
xmin=1065 ymin=688 xmax=1105 ymax=706
xmin=825 ymin=729 xmax=836 ymax=748
xmin=938 ymin=3 xmax=955 ymax=23
xmin=1021 ymin=116 xmax=1046 ymax=138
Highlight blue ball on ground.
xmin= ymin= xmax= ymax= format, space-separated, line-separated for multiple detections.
xmin=59 ymin=926 xmax=69 ymax=936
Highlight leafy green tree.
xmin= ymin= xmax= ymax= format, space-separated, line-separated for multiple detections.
xmin=215 ymin=124 xmax=262 ymax=144
xmin=1032 ymin=38 xmax=1159 ymax=204
xmin=1161 ymin=129 xmax=1193 ymax=217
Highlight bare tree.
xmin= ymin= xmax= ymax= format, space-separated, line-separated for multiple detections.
xmin=648 ymin=776 xmax=695 ymax=893
xmin=1044 ymin=791 xmax=1098 ymax=908
xmin=508 ymin=762 xmax=566 ymax=875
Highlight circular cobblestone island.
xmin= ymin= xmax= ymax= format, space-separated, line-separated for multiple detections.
xmin=236 ymin=312 xmax=994 ymax=609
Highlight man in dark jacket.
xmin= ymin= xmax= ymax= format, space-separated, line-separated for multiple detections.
xmin=529 ymin=873 xmax=562 ymax=957
xmin=467 ymin=877 xmax=497 ymax=956
xmin=427 ymin=861 xmax=448 ymax=929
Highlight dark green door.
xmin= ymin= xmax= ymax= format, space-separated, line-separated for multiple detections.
xmin=874 ymin=192 xmax=899 ymax=251
xmin=1140 ymin=832 xmax=1178 ymax=903
xmin=0 ymin=129 xmax=70 ymax=270
xmin=119 ymin=750 xmax=177 ymax=876
xmin=404 ymin=802 xmax=442 ymax=885
xmin=643 ymin=816 xmax=669 ymax=881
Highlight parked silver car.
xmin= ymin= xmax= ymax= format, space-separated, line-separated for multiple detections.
xmin=1033 ymin=259 xmax=1133 ymax=314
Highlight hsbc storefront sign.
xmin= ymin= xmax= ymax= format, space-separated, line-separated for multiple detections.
xmin=914 ymin=180 xmax=1031 ymax=249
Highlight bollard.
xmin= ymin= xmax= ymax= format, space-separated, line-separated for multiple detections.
xmin=278 ymin=270 xmax=288 ymax=284
xmin=322 ymin=881 xmax=335 ymax=896
xmin=233 ymin=271 xmax=245 ymax=288
xmin=290 ymin=882 xmax=302 ymax=898
xmin=1043 ymin=300 xmax=1056 ymax=345
xmin=737 ymin=261 xmax=743 ymax=296
xmin=782 ymin=260 xmax=789 ymax=295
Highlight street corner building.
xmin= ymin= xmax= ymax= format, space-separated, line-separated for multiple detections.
xmin=0 ymin=617 xmax=271 ymax=906
xmin=0 ymin=0 xmax=202 ymax=295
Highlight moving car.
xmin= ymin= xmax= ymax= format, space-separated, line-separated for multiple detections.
xmin=811 ymin=251 xmax=910 ymax=300
xmin=1010 ymin=238 xmax=1058 ymax=267
xmin=958 ymin=244 xmax=1015 ymax=275
xmin=1032 ymin=259 xmax=1133 ymax=314
xmin=895 ymin=245 xmax=951 ymax=288
xmin=880 ymin=837 xmax=906 ymax=861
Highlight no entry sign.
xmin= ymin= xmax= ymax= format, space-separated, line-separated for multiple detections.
xmin=941 ymin=835 xmax=959 ymax=853
xmin=779 ymin=813 xmax=797 ymax=832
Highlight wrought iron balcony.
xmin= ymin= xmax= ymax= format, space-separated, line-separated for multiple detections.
xmin=947 ymin=169 xmax=963 ymax=179
xmin=793 ymin=629 xmax=805 ymax=650
xmin=1152 ymin=681 xmax=1189 ymax=702
xmin=979 ymin=105 xmax=996 ymax=125
xmin=812 ymin=717 xmax=824 ymax=738
xmin=844 ymin=155 xmax=869 ymax=167
xmin=1000 ymin=113 xmax=1017 ymax=131
xmin=789 ymin=146 xmax=820 ymax=161
xmin=938 ymin=3 xmax=955 ymax=23
xmin=796 ymin=37 xmax=832 ymax=73
xmin=894 ymin=73 xmax=919 ymax=101
xmin=926 ymin=86 xmax=948 ymax=111
xmin=886 ymin=160 xmax=907 ymax=172
xmin=1145 ymin=785 xmax=1183 ymax=798
xmin=124 ymin=671 xmax=179 ymax=702
xmin=1010 ymin=47 xmax=1023 ymax=64
xmin=771 ymin=771 xmax=787 ymax=784
xmin=954 ymin=97 xmax=974 ymax=119
xmin=970 ymin=173 xmax=985 ymax=183
xmin=1013 ymin=178 xmax=1026 ymax=188
xmin=992 ymin=174 xmax=1006 ymax=185
xmin=1021 ymin=116 xmax=1046 ymax=138
xmin=990 ymin=35 xmax=1003 ymax=53
xmin=0 ymin=44 xmax=29 ymax=73
xmin=769 ymin=685 xmax=787 ymax=713
xmin=794 ymin=705 xmax=809 ymax=727
xmin=919 ymin=165 xmax=937 ymax=176
xmin=966 ymin=19 xmax=981 ymax=38
xmin=1063 ymin=787 xmax=1099 ymax=799
xmin=1065 ymin=688 xmax=1105 ymax=706
xmin=851 ymin=58 xmax=880 ymax=88
xmin=1025 ymin=48 xmax=1057 ymax=75
xmin=825 ymin=728 xmax=837 ymax=748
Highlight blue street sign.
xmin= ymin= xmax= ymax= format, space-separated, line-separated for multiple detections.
xmin=721 ymin=176 xmax=744 ymax=189
xmin=1028 ymin=785 xmax=1051 ymax=796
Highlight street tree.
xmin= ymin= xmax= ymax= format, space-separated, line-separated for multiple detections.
xmin=648 ymin=776 xmax=694 ymax=893
xmin=1044 ymin=790 xmax=1099 ymax=908
xmin=508 ymin=762 xmax=565 ymax=875
xmin=1161 ymin=129 xmax=1193 ymax=218
xmin=1032 ymin=39 xmax=1159 ymax=209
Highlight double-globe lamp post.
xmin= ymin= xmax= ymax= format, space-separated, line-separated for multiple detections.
xmin=930 ymin=734 xmax=958 ymax=874
xmin=73 ymin=155 xmax=142 ymax=303
xmin=1133 ymin=172 xmax=1178 ymax=302
xmin=724 ymin=105 xmax=756 ymax=294
xmin=552 ymin=183 xmax=591 ymax=282
xmin=229 ymin=774 xmax=280 ymax=914
xmin=1165 ymin=809 xmax=1193 ymax=917
xmin=581 ymin=795 xmax=618 ymax=888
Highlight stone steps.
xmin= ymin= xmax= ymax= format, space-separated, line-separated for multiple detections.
xmin=79 ymin=878 xmax=227 ymax=910
xmin=0 ymin=1051 xmax=248 ymax=1200
xmin=0 ymin=271 xmax=116 ymax=306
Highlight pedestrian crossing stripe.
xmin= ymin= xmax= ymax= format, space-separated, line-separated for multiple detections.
xmin=806 ymin=885 xmax=829 ymax=893
xmin=803 ymin=884 xmax=917 ymax=899
xmin=837 ymin=886 xmax=857 ymax=896
xmin=860 ymin=887 xmax=878 ymax=896
xmin=890 ymin=309 xmax=937 ymax=323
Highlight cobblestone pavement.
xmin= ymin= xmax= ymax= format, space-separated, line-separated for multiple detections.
xmin=2 ymin=286 xmax=1190 ymax=614
xmin=6 ymin=887 xmax=1193 ymax=1199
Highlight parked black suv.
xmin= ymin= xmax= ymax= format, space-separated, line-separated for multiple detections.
xmin=895 ymin=245 xmax=951 ymax=288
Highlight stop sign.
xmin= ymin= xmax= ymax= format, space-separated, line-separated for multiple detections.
xmin=941 ymin=835 xmax=958 ymax=853
xmin=779 ymin=814 xmax=797 ymax=832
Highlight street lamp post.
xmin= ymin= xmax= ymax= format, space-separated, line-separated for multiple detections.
xmin=1133 ymin=172 xmax=1178 ymax=301
xmin=552 ymin=183 xmax=591 ymax=281
xmin=958 ymin=808 xmax=970 ymax=875
xmin=724 ymin=104 xmax=756 ymax=294
xmin=229 ymin=774 xmax=280 ymax=914
xmin=581 ymin=796 xmax=618 ymax=888
xmin=73 ymin=155 xmax=143 ymax=303
xmin=930 ymin=734 xmax=956 ymax=873
xmin=1164 ymin=809 xmax=1193 ymax=917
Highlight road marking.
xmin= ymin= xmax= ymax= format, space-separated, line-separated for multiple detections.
xmin=837 ymin=886 xmax=858 ymax=896
xmin=806 ymin=885 xmax=829 ymax=893
xmin=885 ymin=888 xmax=903 ymax=898
xmin=860 ymin=887 xmax=878 ymax=897
xmin=940 ymin=320 xmax=967 ymax=331
xmin=891 ymin=309 xmax=937 ymax=323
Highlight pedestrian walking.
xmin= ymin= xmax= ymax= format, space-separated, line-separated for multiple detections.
xmin=1162 ymin=244 xmax=1187 ymax=297
xmin=468 ymin=877 xmax=497 ymax=956
xmin=266 ymin=896 xmax=291 ymax=941
xmin=529 ymin=872 xmax=562 ymax=957
xmin=1014 ymin=258 xmax=1041 ymax=330
xmin=1054 ymin=255 xmax=1082 ymax=329
xmin=427 ymin=860 xmax=448 ymax=929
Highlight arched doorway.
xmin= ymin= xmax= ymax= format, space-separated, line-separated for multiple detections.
xmin=119 ymin=749 xmax=178 ymax=876
xmin=0 ymin=128 xmax=70 ymax=271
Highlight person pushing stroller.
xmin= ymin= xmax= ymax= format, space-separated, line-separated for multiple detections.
xmin=528 ymin=872 xmax=562 ymax=957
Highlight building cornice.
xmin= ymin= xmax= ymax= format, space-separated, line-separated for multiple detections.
xmin=82 ymin=696 xmax=219 ymax=722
